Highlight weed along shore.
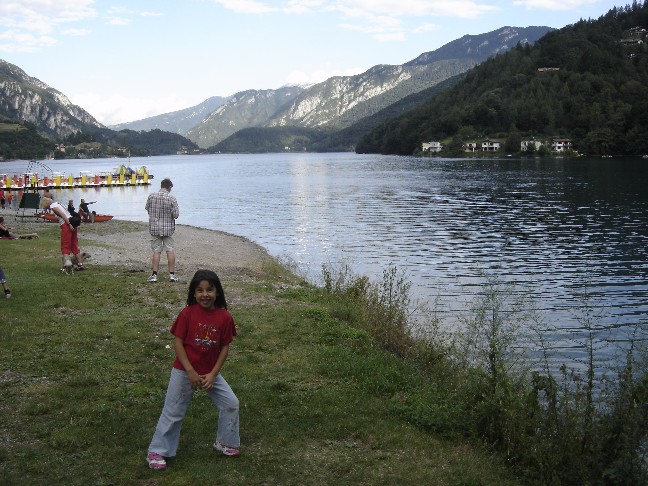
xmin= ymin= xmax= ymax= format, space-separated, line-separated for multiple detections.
xmin=1 ymin=218 xmax=646 ymax=484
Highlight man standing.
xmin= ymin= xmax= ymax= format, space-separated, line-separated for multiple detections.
xmin=145 ymin=178 xmax=179 ymax=282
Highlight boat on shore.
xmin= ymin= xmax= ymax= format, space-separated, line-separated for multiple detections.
xmin=36 ymin=213 xmax=114 ymax=223
xmin=1 ymin=166 xmax=152 ymax=191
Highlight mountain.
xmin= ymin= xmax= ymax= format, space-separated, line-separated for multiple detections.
xmin=309 ymin=73 xmax=467 ymax=152
xmin=0 ymin=25 xmax=551 ymax=155
xmin=186 ymin=86 xmax=305 ymax=148
xmin=0 ymin=58 xmax=199 ymax=159
xmin=109 ymin=96 xmax=229 ymax=135
xmin=120 ymin=26 xmax=551 ymax=149
xmin=264 ymin=27 xmax=552 ymax=130
xmin=211 ymin=73 xmax=467 ymax=153
xmin=404 ymin=26 xmax=553 ymax=65
xmin=355 ymin=3 xmax=648 ymax=156
xmin=0 ymin=59 xmax=102 ymax=138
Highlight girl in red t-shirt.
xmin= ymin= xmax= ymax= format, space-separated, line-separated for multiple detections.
xmin=147 ymin=270 xmax=240 ymax=470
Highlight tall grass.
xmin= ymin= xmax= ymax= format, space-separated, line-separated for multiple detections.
xmin=321 ymin=264 xmax=648 ymax=485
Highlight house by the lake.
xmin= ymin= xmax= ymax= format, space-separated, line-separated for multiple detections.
xmin=521 ymin=140 xmax=543 ymax=151
xmin=421 ymin=137 xmax=574 ymax=154
xmin=464 ymin=142 xmax=478 ymax=153
xmin=551 ymin=139 xmax=573 ymax=152
xmin=421 ymin=141 xmax=443 ymax=152
xmin=481 ymin=139 xmax=501 ymax=152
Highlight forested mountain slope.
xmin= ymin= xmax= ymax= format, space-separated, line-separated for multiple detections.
xmin=356 ymin=3 xmax=648 ymax=156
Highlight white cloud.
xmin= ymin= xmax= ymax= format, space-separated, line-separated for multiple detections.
xmin=513 ymin=0 xmax=598 ymax=10
xmin=61 ymin=28 xmax=91 ymax=37
xmin=73 ymin=91 xmax=197 ymax=126
xmin=326 ymin=1 xmax=497 ymax=19
xmin=107 ymin=17 xmax=131 ymax=26
xmin=284 ymin=0 xmax=327 ymax=14
xmin=0 ymin=0 xmax=96 ymax=52
xmin=213 ymin=0 xmax=278 ymax=14
xmin=413 ymin=23 xmax=440 ymax=34
xmin=214 ymin=1 xmax=498 ymax=42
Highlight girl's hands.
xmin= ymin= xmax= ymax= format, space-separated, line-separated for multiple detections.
xmin=200 ymin=372 xmax=217 ymax=390
xmin=187 ymin=369 xmax=202 ymax=389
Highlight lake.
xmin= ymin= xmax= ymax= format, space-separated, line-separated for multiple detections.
xmin=3 ymin=153 xmax=647 ymax=371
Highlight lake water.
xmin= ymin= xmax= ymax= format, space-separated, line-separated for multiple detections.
xmin=3 ymin=153 xmax=647 ymax=371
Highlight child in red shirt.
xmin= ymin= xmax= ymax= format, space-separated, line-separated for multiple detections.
xmin=147 ymin=269 xmax=240 ymax=470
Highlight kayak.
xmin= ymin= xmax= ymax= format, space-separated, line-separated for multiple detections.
xmin=36 ymin=213 xmax=114 ymax=223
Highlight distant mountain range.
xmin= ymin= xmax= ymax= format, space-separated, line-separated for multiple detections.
xmin=110 ymin=95 xmax=229 ymax=135
xmin=110 ymin=26 xmax=552 ymax=149
xmin=0 ymin=25 xmax=551 ymax=155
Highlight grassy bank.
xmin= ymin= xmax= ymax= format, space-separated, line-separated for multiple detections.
xmin=0 ymin=221 xmax=519 ymax=485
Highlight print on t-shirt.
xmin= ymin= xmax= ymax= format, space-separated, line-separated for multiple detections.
xmin=194 ymin=321 xmax=220 ymax=349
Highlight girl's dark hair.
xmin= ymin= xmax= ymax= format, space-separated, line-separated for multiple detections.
xmin=187 ymin=269 xmax=227 ymax=309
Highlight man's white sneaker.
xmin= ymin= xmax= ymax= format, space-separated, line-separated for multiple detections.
xmin=169 ymin=274 xmax=178 ymax=282
xmin=147 ymin=274 xmax=158 ymax=282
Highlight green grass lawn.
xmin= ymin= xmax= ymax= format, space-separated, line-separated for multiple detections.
xmin=0 ymin=221 xmax=520 ymax=485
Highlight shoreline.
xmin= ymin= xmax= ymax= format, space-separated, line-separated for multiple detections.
xmin=1 ymin=211 xmax=276 ymax=280
xmin=82 ymin=220 xmax=276 ymax=280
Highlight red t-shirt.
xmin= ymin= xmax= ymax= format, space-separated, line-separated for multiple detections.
xmin=170 ymin=304 xmax=236 ymax=375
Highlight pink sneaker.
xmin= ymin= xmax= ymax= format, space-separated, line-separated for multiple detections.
xmin=213 ymin=441 xmax=240 ymax=457
xmin=146 ymin=452 xmax=167 ymax=469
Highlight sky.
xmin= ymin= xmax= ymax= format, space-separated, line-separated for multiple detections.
xmin=0 ymin=0 xmax=629 ymax=126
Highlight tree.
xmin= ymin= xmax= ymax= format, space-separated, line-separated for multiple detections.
xmin=504 ymin=125 xmax=522 ymax=153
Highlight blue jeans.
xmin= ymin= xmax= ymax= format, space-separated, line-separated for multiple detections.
xmin=148 ymin=367 xmax=240 ymax=457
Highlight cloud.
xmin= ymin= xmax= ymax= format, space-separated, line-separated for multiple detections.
xmin=107 ymin=17 xmax=131 ymax=26
xmin=327 ymin=0 xmax=497 ymax=18
xmin=212 ymin=0 xmax=278 ymax=14
xmin=61 ymin=29 xmax=92 ymax=37
xmin=513 ymin=0 xmax=598 ymax=10
xmin=413 ymin=23 xmax=440 ymax=34
xmin=330 ymin=1 xmax=494 ymax=42
xmin=0 ymin=0 xmax=96 ymax=52
xmin=213 ymin=1 xmax=498 ymax=42
xmin=73 ymin=91 xmax=197 ymax=126
xmin=284 ymin=0 xmax=328 ymax=14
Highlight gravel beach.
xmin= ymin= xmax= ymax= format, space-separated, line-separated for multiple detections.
xmin=1 ymin=210 xmax=275 ymax=281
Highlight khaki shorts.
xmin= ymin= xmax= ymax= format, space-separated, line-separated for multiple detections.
xmin=151 ymin=235 xmax=175 ymax=253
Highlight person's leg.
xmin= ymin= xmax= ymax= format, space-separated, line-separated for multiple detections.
xmin=207 ymin=374 xmax=240 ymax=448
xmin=60 ymin=225 xmax=74 ymax=271
xmin=151 ymin=252 xmax=161 ymax=273
xmin=149 ymin=236 xmax=163 ymax=280
xmin=0 ymin=267 xmax=10 ymax=298
xmin=166 ymin=250 xmax=176 ymax=274
xmin=148 ymin=368 xmax=194 ymax=458
xmin=71 ymin=230 xmax=83 ymax=268
xmin=161 ymin=236 xmax=176 ymax=279
xmin=60 ymin=225 xmax=72 ymax=255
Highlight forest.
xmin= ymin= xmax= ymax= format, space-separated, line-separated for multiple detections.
xmin=0 ymin=121 xmax=199 ymax=161
xmin=356 ymin=2 xmax=648 ymax=157
xmin=0 ymin=121 xmax=54 ymax=160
